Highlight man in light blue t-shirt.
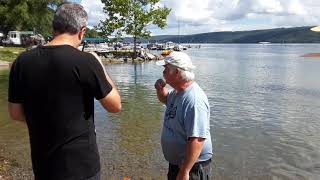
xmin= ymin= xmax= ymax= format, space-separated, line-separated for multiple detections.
xmin=155 ymin=51 xmax=213 ymax=180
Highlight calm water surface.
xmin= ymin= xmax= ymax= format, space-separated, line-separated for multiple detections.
xmin=1 ymin=44 xmax=320 ymax=179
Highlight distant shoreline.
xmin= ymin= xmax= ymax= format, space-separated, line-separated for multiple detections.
xmin=145 ymin=26 xmax=320 ymax=44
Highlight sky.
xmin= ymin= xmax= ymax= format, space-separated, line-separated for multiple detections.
xmin=74 ymin=0 xmax=320 ymax=35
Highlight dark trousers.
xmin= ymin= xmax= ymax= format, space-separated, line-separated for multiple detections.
xmin=167 ymin=159 xmax=211 ymax=180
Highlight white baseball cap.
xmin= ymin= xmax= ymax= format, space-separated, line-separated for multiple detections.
xmin=156 ymin=51 xmax=195 ymax=71
xmin=311 ymin=26 xmax=320 ymax=32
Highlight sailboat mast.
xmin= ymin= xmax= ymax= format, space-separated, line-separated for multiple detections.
xmin=178 ymin=17 xmax=180 ymax=44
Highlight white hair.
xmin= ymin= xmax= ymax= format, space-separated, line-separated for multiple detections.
xmin=179 ymin=69 xmax=195 ymax=81
xmin=167 ymin=64 xmax=195 ymax=81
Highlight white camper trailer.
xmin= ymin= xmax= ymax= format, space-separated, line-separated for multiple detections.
xmin=3 ymin=31 xmax=34 ymax=45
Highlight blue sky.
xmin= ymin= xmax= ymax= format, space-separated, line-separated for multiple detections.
xmin=76 ymin=0 xmax=320 ymax=35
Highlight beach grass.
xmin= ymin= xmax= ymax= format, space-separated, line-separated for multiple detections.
xmin=0 ymin=47 xmax=25 ymax=62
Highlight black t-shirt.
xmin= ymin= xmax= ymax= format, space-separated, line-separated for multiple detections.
xmin=8 ymin=45 xmax=112 ymax=180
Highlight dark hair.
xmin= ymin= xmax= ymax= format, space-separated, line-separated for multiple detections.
xmin=53 ymin=3 xmax=88 ymax=34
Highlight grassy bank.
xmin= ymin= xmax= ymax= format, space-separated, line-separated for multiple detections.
xmin=0 ymin=47 xmax=25 ymax=62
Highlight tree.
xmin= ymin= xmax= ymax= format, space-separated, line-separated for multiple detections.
xmin=26 ymin=0 xmax=65 ymax=38
xmin=85 ymin=28 xmax=100 ymax=38
xmin=99 ymin=0 xmax=171 ymax=59
xmin=0 ymin=0 xmax=64 ymax=37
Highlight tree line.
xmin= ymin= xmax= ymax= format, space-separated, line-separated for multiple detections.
xmin=0 ymin=0 xmax=171 ymax=39
xmin=0 ymin=0 xmax=64 ymax=37
xmin=0 ymin=0 xmax=171 ymax=58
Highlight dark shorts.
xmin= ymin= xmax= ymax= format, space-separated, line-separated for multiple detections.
xmin=167 ymin=159 xmax=212 ymax=180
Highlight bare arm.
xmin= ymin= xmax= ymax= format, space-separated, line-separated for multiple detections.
xmin=177 ymin=137 xmax=205 ymax=180
xmin=90 ymin=52 xmax=122 ymax=113
xmin=154 ymin=79 xmax=168 ymax=104
xmin=99 ymin=73 xmax=122 ymax=113
xmin=8 ymin=103 xmax=25 ymax=122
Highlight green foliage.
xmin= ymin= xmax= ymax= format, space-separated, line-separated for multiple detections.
xmin=0 ymin=0 xmax=65 ymax=37
xmin=99 ymin=0 xmax=170 ymax=38
xmin=98 ymin=0 xmax=170 ymax=58
xmin=85 ymin=28 xmax=100 ymax=38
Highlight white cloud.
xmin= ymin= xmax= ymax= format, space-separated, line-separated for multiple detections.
xmin=253 ymin=0 xmax=283 ymax=14
xmin=81 ymin=0 xmax=106 ymax=27
xmin=174 ymin=0 xmax=212 ymax=21
xmin=287 ymin=0 xmax=306 ymax=15
xmin=81 ymin=0 xmax=320 ymax=35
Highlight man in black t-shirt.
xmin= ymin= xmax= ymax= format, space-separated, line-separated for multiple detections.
xmin=8 ymin=3 xmax=121 ymax=180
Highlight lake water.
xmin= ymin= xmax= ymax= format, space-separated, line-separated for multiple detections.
xmin=1 ymin=44 xmax=320 ymax=179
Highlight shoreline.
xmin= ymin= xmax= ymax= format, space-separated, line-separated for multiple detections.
xmin=2 ymin=50 xmax=320 ymax=71
xmin=0 ymin=57 xmax=159 ymax=70
xmin=100 ymin=57 xmax=156 ymax=64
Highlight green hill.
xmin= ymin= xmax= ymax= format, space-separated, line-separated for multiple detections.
xmin=143 ymin=26 xmax=320 ymax=43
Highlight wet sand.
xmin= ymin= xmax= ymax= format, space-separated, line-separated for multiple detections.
xmin=0 ymin=149 xmax=33 ymax=180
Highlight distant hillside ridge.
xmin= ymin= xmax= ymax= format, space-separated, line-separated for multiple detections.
xmin=134 ymin=26 xmax=320 ymax=43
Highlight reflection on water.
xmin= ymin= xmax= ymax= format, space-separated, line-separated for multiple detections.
xmin=1 ymin=44 xmax=320 ymax=179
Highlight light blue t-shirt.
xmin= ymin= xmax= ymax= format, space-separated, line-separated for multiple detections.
xmin=161 ymin=82 xmax=213 ymax=165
